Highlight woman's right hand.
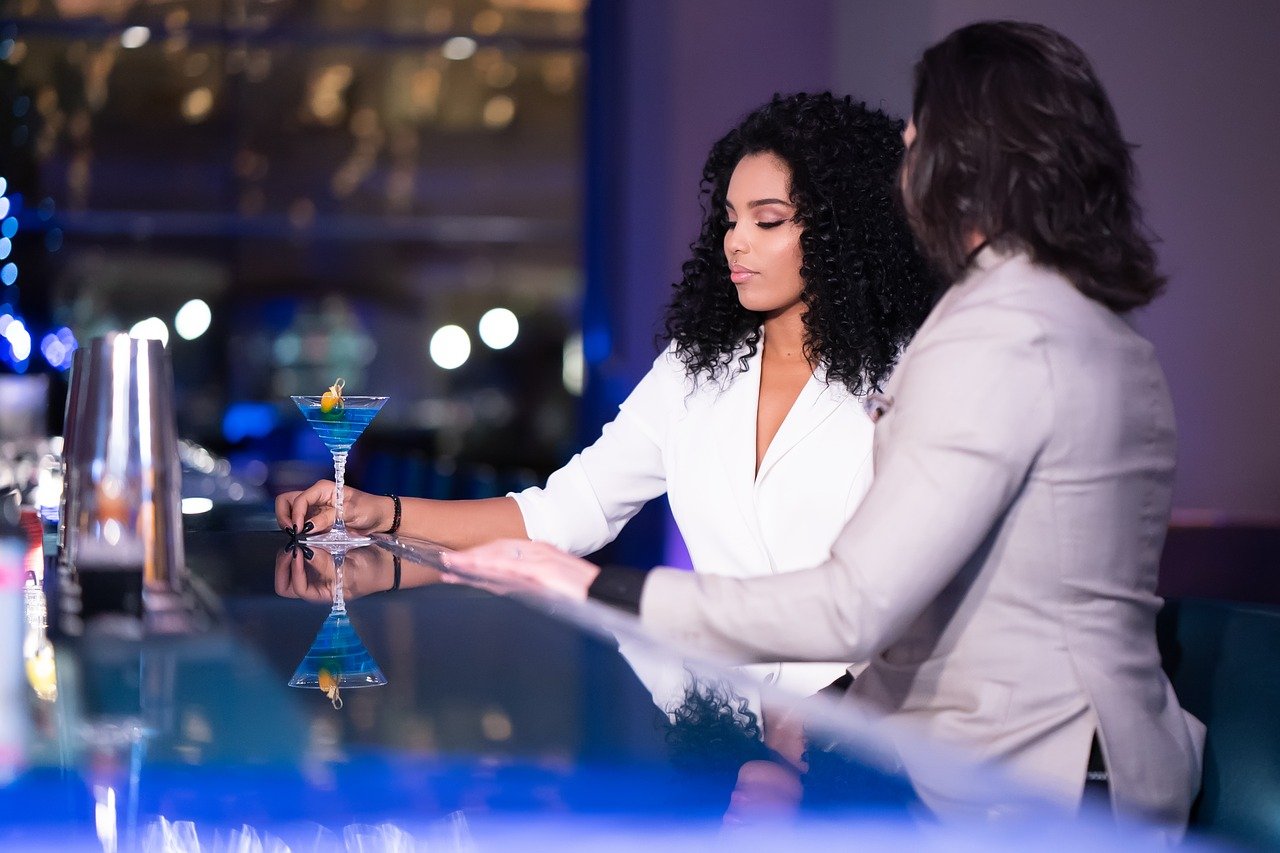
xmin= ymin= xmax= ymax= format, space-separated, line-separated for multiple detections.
xmin=274 ymin=480 xmax=392 ymax=535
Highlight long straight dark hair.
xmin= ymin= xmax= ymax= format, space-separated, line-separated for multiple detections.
xmin=901 ymin=21 xmax=1165 ymax=311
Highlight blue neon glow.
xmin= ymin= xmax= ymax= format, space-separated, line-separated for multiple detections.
xmin=0 ymin=198 xmax=8 ymax=218
xmin=0 ymin=263 xmax=16 ymax=286
xmin=0 ymin=238 xmax=9 ymax=259
xmin=1 ymin=218 xmax=16 ymax=238
xmin=0 ymin=176 xmax=6 ymax=195
xmin=223 ymin=402 xmax=280 ymax=443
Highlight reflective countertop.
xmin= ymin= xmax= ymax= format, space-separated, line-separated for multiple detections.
xmin=0 ymin=527 xmax=1209 ymax=851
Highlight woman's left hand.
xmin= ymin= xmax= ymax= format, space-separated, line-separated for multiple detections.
xmin=443 ymin=539 xmax=600 ymax=602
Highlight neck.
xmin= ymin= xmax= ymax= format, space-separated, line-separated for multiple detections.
xmin=761 ymin=306 xmax=807 ymax=362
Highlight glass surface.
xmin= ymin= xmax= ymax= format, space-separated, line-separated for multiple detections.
xmin=5 ymin=529 xmax=1198 ymax=850
xmin=290 ymin=395 xmax=388 ymax=546
xmin=287 ymin=542 xmax=387 ymax=707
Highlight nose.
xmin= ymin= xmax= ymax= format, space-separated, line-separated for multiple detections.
xmin=724 ymin=224 xmax=747 ymax=259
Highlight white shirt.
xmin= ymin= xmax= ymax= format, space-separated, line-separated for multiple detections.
xmin=513 ymin=339 xmax=875 ymax=704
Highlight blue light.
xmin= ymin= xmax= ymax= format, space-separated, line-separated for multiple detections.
xmin=12 ymin=96 xmax=28 ymax=118
xmin=0 ymin=198 xmax=8 ymax=218
xmin=0 ymin=264 xmax=15 ymax=287
xmin=37 ymin=198 xmax=55 ymax=221
xmin=0 ymin=238 xmax=9 ymax=259
xmin=40 ymin=328 xmax=77 ymax=370
xmin=0 ymin=218 xmax=16 ymax=239
xmin=0 ymin=40 xmax=12 ymax=62
xmin=222 ymin=402 xmax=279 ymax=443
xmin=44 ymin=229 xmax=62 ymax=253
xmin=0 ymin=176 xmax=5 ymax=195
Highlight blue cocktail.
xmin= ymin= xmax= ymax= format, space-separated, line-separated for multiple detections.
xmin=291 ymin=391 xmax=388 ymax=546
xmin=288 ymin=541 xmax=387 ymax=707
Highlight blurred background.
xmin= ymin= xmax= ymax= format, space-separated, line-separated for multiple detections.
xmin=1 ymin=0 xmax=1278 ymax=570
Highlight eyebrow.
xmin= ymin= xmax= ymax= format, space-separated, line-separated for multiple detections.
xmin=725 ymin=198 xmax=795 ymax=211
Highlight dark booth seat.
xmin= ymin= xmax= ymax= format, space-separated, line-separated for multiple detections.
xmin=1159 ymin=597 xmax=1280 ymax=850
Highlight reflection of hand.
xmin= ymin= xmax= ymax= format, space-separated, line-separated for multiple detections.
xmin=442 ymin=539 xmax=600 ymax=601
xmin=274 ymin=481 xmax=393 ymax=536
xmin=273 ymin=543 xmax=441 ymax=602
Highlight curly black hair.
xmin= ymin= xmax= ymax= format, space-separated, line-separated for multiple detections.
xmin=662 ymin=92 xmax=938 ymax=394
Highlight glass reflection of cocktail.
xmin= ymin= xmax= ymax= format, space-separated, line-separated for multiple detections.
xmin=288 ymin=542 xmax=386 ymax=707
xmin=291 ymin=392 xmax=388 ymax=546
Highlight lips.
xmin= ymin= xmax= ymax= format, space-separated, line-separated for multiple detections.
xmin=729 ymin=263 xmax=757 ymax=284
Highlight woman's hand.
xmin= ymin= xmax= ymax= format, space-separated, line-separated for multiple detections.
xmin=274 ymin=481 xmax=392 ymax=535
xmin=443 ymin=539 xmax=600 ymax=602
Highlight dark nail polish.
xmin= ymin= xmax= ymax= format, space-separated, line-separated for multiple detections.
xmin=302 ymin=520 xmax=314 ymax=533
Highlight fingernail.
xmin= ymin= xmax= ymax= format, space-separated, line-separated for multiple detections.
xmin=287 ymin=524 xmax=297 ymax=534
xmin=302 ymin=521 xmax=315 ymax=533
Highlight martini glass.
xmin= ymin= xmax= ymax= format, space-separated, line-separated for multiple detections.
xmin=291 ymin=394 xmax=388 ymax=546
xmin=289 ymin=543 xmax=387 ymax=708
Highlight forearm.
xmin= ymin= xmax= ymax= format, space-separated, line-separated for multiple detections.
xmin=396 ymin=495 xmax=529 ymax=550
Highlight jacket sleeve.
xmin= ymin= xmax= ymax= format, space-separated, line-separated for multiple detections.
xmin=639 ymin=305 xmax=1054 ymax=662
xmin=510 ymin=346 xmax=684 ymax=556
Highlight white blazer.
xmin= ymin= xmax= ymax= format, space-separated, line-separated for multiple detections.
xmin=639 ymin=249 xmax=1205 ymax=834
xmin=512 ymin=338 xmax=874 ymax=702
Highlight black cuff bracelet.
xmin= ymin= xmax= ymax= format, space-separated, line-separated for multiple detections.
xmin=383 ymin=494 xmax=401 ymax=536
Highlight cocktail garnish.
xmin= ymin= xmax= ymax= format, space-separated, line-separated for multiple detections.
xmin=320 ymin=378 xmax=346 ymax=415
xmin=319 ymin=667 xmax=343 ymax=709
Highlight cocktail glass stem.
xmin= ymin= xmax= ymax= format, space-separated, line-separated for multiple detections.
xmin=332 ymin=450 xmax=349 ymax=539
xmin=332 ymin=548 xmax=347 ymax=614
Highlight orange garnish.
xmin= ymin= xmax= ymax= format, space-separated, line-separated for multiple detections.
xmin=320 ymin=378 xmax=345 ymax=414
xmin=319 ymin=668 xmax=342 ymax=709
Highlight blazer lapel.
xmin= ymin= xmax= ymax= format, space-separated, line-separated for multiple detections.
xmin=755 ymin=372 xmax=846 ymax=484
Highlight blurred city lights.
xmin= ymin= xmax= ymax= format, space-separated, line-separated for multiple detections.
xmin=0 ymin=263 xmax=15 ymax=286
xmin=129 ymin=316 xmax=170 ymax=347
xmin=40 ymin=327 xmax=78 ymax=370
xmin=1 ymin=218 xmax=16 ymax=238
xmin=478 ymin=307 xmax=519 ymax=350
xmin=3 ymin=316 xmax=31 ymax=361
xmin=120 ymin=26 xmax=151 ymax=49
xmin=482 ymin=95 xmax=516 ymax=129
xmin=442 ymin=37 xmax=478 ymax=61
xmin=174 ymin=298 xmax=212 ymax=340
xmin=429 ymin=324 xmax=471 ymax=370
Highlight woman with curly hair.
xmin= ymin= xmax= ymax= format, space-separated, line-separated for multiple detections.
xmin=278 ymin=92 xmax=936 ymax=700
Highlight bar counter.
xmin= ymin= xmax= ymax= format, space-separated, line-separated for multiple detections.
xmin=0 ymin=527 xmax=1183 ymax=851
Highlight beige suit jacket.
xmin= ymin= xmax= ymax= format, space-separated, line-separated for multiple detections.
xmin=640 ymin=248 xmax=1205 ymax=832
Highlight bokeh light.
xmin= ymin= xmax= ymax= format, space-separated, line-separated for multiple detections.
xmin=40 ymin=327 xmax=78 ymax=370
xmin=429 ymin=324 xmax=471 ymax=370
xmin=120 ymin=27 xmax=151 ymax=49
xmin=174 ymin=298 xmax=212 ymax=340
xmin=442 ymin=37 xmax=477 ymax=61
xmin=478 ymin=307 xmax=519 ymax=350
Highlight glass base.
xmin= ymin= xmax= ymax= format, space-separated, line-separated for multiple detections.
xmin=302 ymin=529 xmax=372 ymax=547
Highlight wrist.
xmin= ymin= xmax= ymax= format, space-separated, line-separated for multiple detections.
xmin=381 ymin=494 xmax=401 ymax=535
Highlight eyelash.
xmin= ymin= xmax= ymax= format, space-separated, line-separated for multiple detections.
xmin=725 ymin=220 xmax=789 ymax=230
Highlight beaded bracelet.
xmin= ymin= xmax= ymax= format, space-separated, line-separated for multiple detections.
xmin=383 ymin=494 xmax=401 ymax=536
